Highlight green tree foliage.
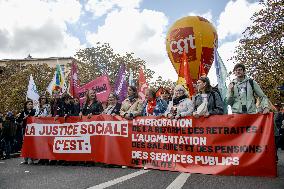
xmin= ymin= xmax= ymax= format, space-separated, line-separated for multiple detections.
xmin=0 ymin=43 xmax=175 ymax=113
xmin=75 ymin=43 xmax=155 ymax=86
xmin=0 ymin=62 xmax=54 ymax=113
xmin=234 ymin=0 xmax=284 ymax=104
xmin=150 ymin=76 xmax=175 ymax=90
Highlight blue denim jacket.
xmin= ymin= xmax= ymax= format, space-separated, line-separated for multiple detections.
xmin=142 ymin=98 xmax=168 ymax=116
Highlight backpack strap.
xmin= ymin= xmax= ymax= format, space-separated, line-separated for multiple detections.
xmin=247 ymin=78 xmax=257 ymax=103
xmin=249 ymin=78 xmax=254 ymax=95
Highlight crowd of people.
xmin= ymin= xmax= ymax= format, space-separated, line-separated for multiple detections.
xmin=0 ymin=63 xmax=283 ymax=165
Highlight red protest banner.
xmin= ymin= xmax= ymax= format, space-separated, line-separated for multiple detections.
xmin=77 ymin=75 xmax=111 ymax=103
xmin=21 ymin=113 xmax=276 ymax=177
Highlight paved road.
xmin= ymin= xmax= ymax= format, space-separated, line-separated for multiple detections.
xmin=0 ymin=151 xmax=284 ymax=189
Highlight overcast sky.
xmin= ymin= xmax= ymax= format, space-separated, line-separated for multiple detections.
xmin=0 ymin=0 xmax=262 ymax=84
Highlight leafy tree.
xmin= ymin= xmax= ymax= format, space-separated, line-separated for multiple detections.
xmin=75 ymin=43 xmax=155 ymax=86
xmin=234 ymin=0 xmax=284 ymax=104
xmin=0 ymin=62 xmax=54 ymax=113
xmin=0 ymin=43 xmax=175 ymax=113
xmin=150 ymin=76 xmax=175 ymax=90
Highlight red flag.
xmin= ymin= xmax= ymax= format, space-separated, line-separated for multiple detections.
xmin=155 ymin=87 xmax=164 ymax=97
xmin=178 ymin=51 xmax=194 ymax=96
xmin=138 ymin=67 xmax=148 ymax=101
xmin=69 ymin=61 xmax=80 ymax=98
xmin=198 ymin=62 xmax=206 ymax=78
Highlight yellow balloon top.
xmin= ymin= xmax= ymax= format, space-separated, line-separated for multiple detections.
xmin=166 ymin=16 xmax=218 ymax=80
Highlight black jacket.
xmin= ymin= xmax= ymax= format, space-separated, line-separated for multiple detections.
xmin=51 ymin=99 xmax=64 ymax=117
xmin=73 ymin=103 xmax=81 ymax=116
xmin=18 ymin=109 xmax=36 ymax=129
xmin=61 ymin=102 xmax=75 ymax=117
xmin=82 ymin=100 xmax=103 ymax=116
xmin=104 ymin=103 xmax=121 ymax=115
xmin=194 ymin=91 xmax=224 ymax=115
xmin=111 ymin=103 xmax=121 ymax=115
xmin=1 ymin=116 xmax=17 ymax=138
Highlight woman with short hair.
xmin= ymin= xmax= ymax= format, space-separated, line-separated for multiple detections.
xmin=35 ymin=94 xmax=51 ymax=117
xmin=120 ymin=86 xmax=143 ymax=120
xmin=35 ymin=95 xmax=51 ymax=165
xmin=103 ymin=93 xmax=121 ymax=115
xmin=72 ymin=97 xmax=81 ymax=116
xmin=19 ymin=100 xmax=36 ymax=164
xmin=165 ymin=85 xmax=194 ymax=119
xmin=142 ymin=88 xmax=168 ymax=116
xmin=50 ymin=90 xmax=63 ymax=117
xmin=160 ymin=87 xmax=171 ymax=104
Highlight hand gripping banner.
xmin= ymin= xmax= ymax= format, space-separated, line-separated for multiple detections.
xmin=21 ymin=113 xmax=276 ymax=177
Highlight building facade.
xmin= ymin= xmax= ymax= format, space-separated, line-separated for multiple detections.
xmin=0 ymin=55 xmax=75 ymax=75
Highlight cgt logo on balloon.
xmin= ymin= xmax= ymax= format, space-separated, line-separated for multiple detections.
xmin=169 ymin=27 xmax=197 ymax=62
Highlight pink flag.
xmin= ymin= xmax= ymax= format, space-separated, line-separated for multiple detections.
xmin=77 ymin=75 xmax=111 ymax=104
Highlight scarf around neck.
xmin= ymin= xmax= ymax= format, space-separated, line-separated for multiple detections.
xmin=173 ymin=95 xmax=187 ymax=106
xmin=128 ymin=95 xmax=136 ymax=103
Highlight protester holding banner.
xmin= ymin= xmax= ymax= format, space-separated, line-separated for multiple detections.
xmin=103 ymin=93 xmax=121 ymax=115
xmin=120 ymin=86 xmax=143 ymax=120
xmin=168 ymin=85 xmax=175 ymax=101
xmin=61 ymin=93 xmax=75 ymax=117
xmin=193 ymin=77 xmax=224 ymax=117
xmin=72 ymin=97 xmax=81 ymax=116
xmin=165 ymin=85 xmax=194 ymax=119
xmin=50 ymin=90 xmax=63 ymax=117
xmin=19 ymin=100 xmax=36 ymax=164
xmin=19 ymin=100 xmax=36 ymax=135
xmin=227 ymin=63 xmax=270 ymax=114
xmin=160 ymin=88 xmax=171 ymax=104
xmin=81 ymin=89 xmax=103 ymax=117
xmin=79 ymin=89 xmax=103 ymax=166
xmin=35 ymin=94 xmax=51 ymax=117
xmin=142 ymin=88 xmax=168 ymax=116
xmin=34 ymin=94 xmax=51 ymax=165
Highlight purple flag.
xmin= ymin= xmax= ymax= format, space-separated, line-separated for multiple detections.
xmin=114 ymin=64 xmax=128 ymax=103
